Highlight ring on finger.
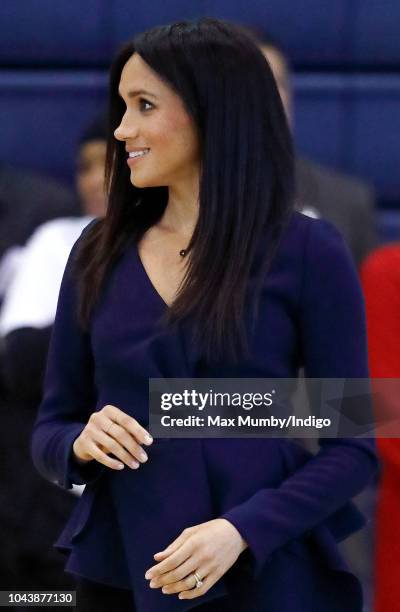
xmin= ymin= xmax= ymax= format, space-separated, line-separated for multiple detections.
xmin=192 ymin=571 xmax=203 ymax=589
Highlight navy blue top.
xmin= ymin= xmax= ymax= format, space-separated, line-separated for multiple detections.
xmin=31 ymin=211 xmax=377 ymax=612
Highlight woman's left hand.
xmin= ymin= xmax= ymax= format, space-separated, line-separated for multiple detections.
xmin=144 ymin=518 xmax=248 ymax=600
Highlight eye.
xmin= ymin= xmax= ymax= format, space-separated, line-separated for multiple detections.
xmin=139 ymin=98 xmax=154 ymax=112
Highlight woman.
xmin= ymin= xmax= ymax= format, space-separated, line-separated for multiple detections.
xmin=31 ymin=19 xmax=377 ymax=612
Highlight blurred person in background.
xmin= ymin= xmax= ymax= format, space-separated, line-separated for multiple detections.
xmin=0 ymin=163 xmax=78 ymax=306
xmin=361 ymin=244 xmax=400 ymax=612
xmin=0 ymin=115 xmax=107 ymax=591
xmin=258 ymin=34 xmax=377 ymax=269
xmin=0 ymin=115 xmax=107 ymax=346
xmin=258 ymin=32 xmax=379 ymax=608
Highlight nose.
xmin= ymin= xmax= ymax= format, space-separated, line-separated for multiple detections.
xmin=114 ymin=114 xmax=139 ymax=142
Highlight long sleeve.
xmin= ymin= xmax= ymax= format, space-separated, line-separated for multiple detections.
xmin=221 ymin=219 xmax=378 ymax=576
xmin=31 ymin=221 xmax=104 ymax=490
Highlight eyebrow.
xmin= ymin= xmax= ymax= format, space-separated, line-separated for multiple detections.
xmin=118 ymin=88 xmax=157 ymax=100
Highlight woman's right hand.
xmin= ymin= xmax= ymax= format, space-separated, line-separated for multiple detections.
xmin=72 ymin=404 xmax=153 ymax=470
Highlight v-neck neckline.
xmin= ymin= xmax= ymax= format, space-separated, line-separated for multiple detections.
xmin=134 ymin=243 xmax=171 ymax=310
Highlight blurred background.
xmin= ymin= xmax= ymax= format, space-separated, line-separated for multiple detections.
xmin=0 ymin=2 xmax=399 ymax=612
xmin=1 ymin=0 xmax=399 ymax=237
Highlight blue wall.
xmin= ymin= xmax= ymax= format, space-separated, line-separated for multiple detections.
xmin=1 ymin=1 xmax=399 ymax=225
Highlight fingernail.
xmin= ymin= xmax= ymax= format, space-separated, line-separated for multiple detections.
xmin=144 ymin=434 xmax=153 ymax=445
xmin=117 ymin=463 xmax=124 ymax=469
xmin=139 ymin=451 xmax=148 ymax=461
xmin=130 ymin=460 xmax=139 ymax=469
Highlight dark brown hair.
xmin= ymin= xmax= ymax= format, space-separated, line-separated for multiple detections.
xmin=75 ymin=18 xmax=294 ymax=363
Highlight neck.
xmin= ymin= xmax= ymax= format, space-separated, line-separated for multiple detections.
xmin=160 ymin=173 xmax=200 ymax=238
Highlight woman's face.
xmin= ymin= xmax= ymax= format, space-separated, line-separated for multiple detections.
xmin=76 ymin=140 xmax=107 ymax=217
xmin=114 ymin=53 xmax=200 ymax=189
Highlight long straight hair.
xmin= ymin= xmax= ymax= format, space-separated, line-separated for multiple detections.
xmin=76 ymin=18 xmax=294 ymax=363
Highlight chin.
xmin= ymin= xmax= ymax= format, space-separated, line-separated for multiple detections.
xmin=129 ymin=174 xmax=148 ymax=188
xmin=129 ymin=172 xmax=164 ymax=189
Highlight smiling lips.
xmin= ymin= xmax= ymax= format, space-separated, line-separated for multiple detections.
xmin=128 ymin=149 xmax=150 ymax=159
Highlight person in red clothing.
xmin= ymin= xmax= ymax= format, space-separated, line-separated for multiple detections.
xmin=361 ymin=243 xmax=400 ymax=612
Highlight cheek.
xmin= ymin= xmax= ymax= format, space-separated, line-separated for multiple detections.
xmin=179 ymin=125 xmax=200 ymax=159
xmin=155 ymin=113 xmax=199 ymax=159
